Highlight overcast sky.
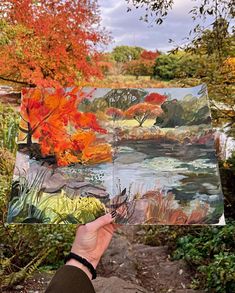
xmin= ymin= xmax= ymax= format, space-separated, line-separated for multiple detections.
xmin=98 ymin=0 xmax=210 ymax=52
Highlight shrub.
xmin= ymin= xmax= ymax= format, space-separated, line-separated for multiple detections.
xmin=173 ymin=222 xmax=235 ymax=292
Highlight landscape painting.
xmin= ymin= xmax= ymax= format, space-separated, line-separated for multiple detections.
xmin=7 ymin=85 xmax=224 ymax=224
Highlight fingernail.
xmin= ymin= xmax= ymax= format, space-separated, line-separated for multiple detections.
xmin=111 ymin=210 xmax=117 ymax=218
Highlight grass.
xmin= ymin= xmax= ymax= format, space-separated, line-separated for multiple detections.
xmin=83 ymin=75 xmax=180 ymax=88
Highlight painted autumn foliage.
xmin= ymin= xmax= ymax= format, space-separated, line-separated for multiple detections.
xmin=144 ymin=92 xmax=167 ymax=105
xmin=19 ymin=88 xmax=112 ymax=166
xmin=0 ymin=0 xmax=108 ymax=87
xmin=125 ymin=102 xmax=163 ymax=126
xmin=106 ymin=107 xmax=124 ymax=121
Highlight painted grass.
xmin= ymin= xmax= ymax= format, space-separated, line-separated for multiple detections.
xmin=38 ymin=191 xmax=105 ymax=224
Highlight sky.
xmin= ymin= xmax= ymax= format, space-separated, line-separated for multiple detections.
xmin=98 ymin=0 xmax=210 ymax=52
xmin=83 ymin=84 xmax=204 ymax=100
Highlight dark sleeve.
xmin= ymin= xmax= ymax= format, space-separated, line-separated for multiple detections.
xmin=45 ymin=265 xmax=95 ymax=293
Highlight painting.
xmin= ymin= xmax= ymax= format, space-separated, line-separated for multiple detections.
xmin=7 ymin=85 xmax=224 ymax=224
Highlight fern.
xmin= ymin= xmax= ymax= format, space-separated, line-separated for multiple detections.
xmin=1 ymin=248 xmax=52 ymax=288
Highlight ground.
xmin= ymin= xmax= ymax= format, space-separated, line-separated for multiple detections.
xmin=3 ymin=227 xmax=205 ymax=293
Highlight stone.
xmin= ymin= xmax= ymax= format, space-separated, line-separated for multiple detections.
xmin=14 ymin=285 xmax=24 ymax=290
xmin=42 ymin=173 xmax=66 ymax=193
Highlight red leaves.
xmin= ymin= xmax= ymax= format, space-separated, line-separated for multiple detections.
xmin=140 ymin=50 xmax=160 ymax=60
xmin=144 ymin=92 xmax=167 ymax=105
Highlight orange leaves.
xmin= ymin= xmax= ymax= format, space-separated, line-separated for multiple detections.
xmin=106 ymin=107 xmax=124 ymax=120
xmin=82 ymin=143 xmax=112 ymax=165
xmin=125 ymin=102 xmax=163 ymax=126
xmin=125 ymin=102 xmax=162 ymax=117
xmin=0 ymin=0 xmax=108 ymax=86
xmin=20 ymin=87 xmax=112 ymax=166
xmin=71 ymin=131 xmax=96 ymax=152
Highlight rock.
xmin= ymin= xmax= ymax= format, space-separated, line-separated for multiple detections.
xmin=97 ymin=234 xmax=138 ymax=283
xmin=13 ymin=152 xmax=30 ymax=176
xmin=42 ymin=173 xmax=66 ymax=193
xmin=14 ymin=285 xmax=24 ymax=290
xmin=64 ymin=185 xmax=109 ymax=199
xmin=92 ymin=277 xmax=147 ymax=293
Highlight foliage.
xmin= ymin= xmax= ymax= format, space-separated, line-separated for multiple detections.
xmin=112 ymin=45 xmax=143 ymax=63
xmin=173 ymin=222 xmax=235 ymax=292
xmin=153 ymin=53 xmax=204 ymax=80
xmin=0 ymin=0 xmax=109 ymax=87
xmin=143 ymin=191 xmax=210 ymax=224
xmin=0 ymin=103 xmax=105 ymax=287
xmin=126 ymin=0 xmax=234 ymax=31
xmin=124 ymin=59 xmax=155 ymax=78
xmin=144 ymin=92 xmax=167 ymax=105
xmin=19 ymin=87 xmax=112 ymax=166
xmin=140 ymin=50 xmax=160 ymax=60
xmin=0 ymin=103 xmax=19 ymax=153
xmin=106 ymin=107 xmax=124 ymax=121
xmin=125 ymin=102 xmax=162 ymax=126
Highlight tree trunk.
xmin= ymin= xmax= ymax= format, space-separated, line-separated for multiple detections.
xmin=26 ymin=123 xmax=32 ymax=147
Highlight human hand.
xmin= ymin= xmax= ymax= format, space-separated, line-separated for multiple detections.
xmin=66 ymin=211 xmax=116 ymax=279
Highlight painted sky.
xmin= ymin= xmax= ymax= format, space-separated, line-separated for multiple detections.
xmin=83 ymin=84 xmax=205 ymax=100
xmin=98 ymin=0 xmax=211 ymax=52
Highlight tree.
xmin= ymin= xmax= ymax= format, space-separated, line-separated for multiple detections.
xmin=153 ymin=54 xmax=179 ymax=80
xmin=19 ymin=87 xmax=112 ymax=166
xmin=106 ymin=107 xmax=124 ymax=121
xmin=144 ymin=92 xmax=167 ymax=105
xmin=0 ymin=0 xmax=109 ymax=87
xmin=141 ymin=50 xmax=160 ymax=60
xmin=125 ymin=103 xmax=163 ymax=126
xmin=124 ymin=59 xmax=154 ymax=79
xmin=112 ymin=46 xmax=143 ymax=63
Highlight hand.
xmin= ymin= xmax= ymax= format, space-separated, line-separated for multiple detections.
xmin=66 ymin=211 xmax=117 ymax=279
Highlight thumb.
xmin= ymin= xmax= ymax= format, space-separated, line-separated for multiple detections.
xmin=86 ymin=212 xmax=115 ymax=232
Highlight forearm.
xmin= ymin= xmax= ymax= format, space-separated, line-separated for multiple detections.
xmin=45 ymin=265 xmax=95 ymax=293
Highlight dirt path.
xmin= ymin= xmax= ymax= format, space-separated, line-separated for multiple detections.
xmin=4 ymin=228 xmax=204 ymax=293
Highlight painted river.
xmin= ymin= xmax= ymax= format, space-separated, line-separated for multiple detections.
xmin=81 ymin=140 xmax=223 ymax=204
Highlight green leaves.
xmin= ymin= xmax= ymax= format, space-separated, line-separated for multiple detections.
xmin=173 ymin=222 xmax=235 ymax=292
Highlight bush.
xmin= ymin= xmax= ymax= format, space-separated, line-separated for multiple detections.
xmin=173 ymin=222 xmax=235 ymax=292
xmin=153 ymin=53 xmax=207 ymax=80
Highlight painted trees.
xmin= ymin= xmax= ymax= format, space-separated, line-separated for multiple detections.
xmin=144 ymin=92 xmax=167 ymax=105
xmin=19 ymin=88 xmax=112 ymax=166
xmin=106 ymin=107 xmax=124 ymax=121
xmin=125 ymin=103 xmax=163 ymax=126
xmin=0 ymin=0 xmax=108 ymax=86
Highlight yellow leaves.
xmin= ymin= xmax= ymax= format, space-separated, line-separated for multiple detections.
xmin=56 ymin=151 xmax=80 ymax=166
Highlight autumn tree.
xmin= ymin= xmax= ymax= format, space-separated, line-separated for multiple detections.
xmin=124 ymin=59 xmax=154 ymax=79
xmin=0 ymin=0 xmax=109 ymax=87
xmin=125 ymin=103 xmax=163 ymax=127
xmin=19 ymin=87 xmax=112 ymax=166
xmin=144 ymin=92 xmax=167 ymax=105
xmin=141 ymin=50 xmax=160 ymax=60
xmin=106 ymin=107 xmax=124 ymax=121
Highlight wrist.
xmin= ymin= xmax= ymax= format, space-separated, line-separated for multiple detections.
xmin=70 ymin=249 xmax=99 ymax=269
xmin=65 ymin=259 xmax=92 ymax=280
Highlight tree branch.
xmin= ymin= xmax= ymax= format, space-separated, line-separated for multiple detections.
xmin=0 ymin=76 xmax=34 ymax=86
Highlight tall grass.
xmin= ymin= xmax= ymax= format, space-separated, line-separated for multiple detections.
xmin=0 ymin=103 xmax=19 ymax=153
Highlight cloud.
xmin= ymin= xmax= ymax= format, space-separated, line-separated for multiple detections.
xmin=98 ymin=0 xmax=207 ymax=52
